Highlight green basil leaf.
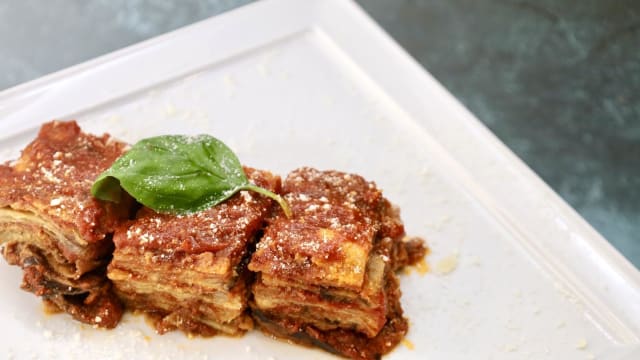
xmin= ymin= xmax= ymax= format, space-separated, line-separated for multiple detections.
xmin=91 ymin=135 xmax=291 ymax=216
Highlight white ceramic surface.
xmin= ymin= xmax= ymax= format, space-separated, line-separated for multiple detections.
xmin=1 ymin=1 xmax=639 ymax=359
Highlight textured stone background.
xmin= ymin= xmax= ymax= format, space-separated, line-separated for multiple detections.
xmin=1 ymin=0 xmax=639 ymax=266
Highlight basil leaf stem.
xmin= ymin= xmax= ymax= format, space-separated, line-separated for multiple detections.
xmin=240 ymin=184 xmax=291 ymax=218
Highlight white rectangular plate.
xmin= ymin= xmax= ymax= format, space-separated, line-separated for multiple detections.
xmin=1 ymin=1 xmax=639 ymax=359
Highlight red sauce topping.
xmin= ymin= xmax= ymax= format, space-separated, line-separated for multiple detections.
xmin=114 ymin=168 xmax=280 ymax=262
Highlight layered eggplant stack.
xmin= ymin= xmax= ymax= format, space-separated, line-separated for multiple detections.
xmin=0 ymin=121 xmax=131 ymax=328
xmin=249 ymin=168 xmax=425 ymax=359
xmin=108 ymin=168 xmax=280 ymax=336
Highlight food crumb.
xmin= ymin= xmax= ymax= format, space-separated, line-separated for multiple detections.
xmin=43 ymin=330 xmax=53 ymax=339
xmin=107 ymin=114 xmax=123 ymax=124
xmin=164 ymin=103 xmax=177 ymax=117
xmin=576 ymin=338 xmax=588 ymax=350
xmin=42 ymin=300 xmax=62 ymax=315
xmin=533 ymin=307 xmax=541 ymax=315
xmin=468 ymin=255 xmax=482 ymax=267
xmin=505 ymin=320 xmax=521 ymax=330
xmin=586 ymin=352 xmax=595 ymax=359
xmin=257 ymin=63 xmax=269 ymax=76
xmin=401 ymin=339 xmax=415 ymax=350
xmin=245 ymin=346 xmax=252 ymax=353
xmin=435 ymin=252 xmax=458 ymax=275
xmin=428 ymin=215 xmax=452 ymax=231
xmin=415 ymin=258 xmax=429 ymax=275
xmin=223 ymin=74 xmax=235 ymax=88
xmin=502 ymin=344 xmax=518 ymax=352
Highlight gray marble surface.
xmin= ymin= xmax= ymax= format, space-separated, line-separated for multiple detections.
xmin=1 ymin=0 xmax=639 ymax=267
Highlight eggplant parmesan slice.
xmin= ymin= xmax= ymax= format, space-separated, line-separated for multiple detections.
xmin=108 ymin=168 xmax=280 ymax=336
xmin=249 ymin=168 xmax=426 ymax=360
xmin=0 ymin=121 xmax=132 ymax=328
